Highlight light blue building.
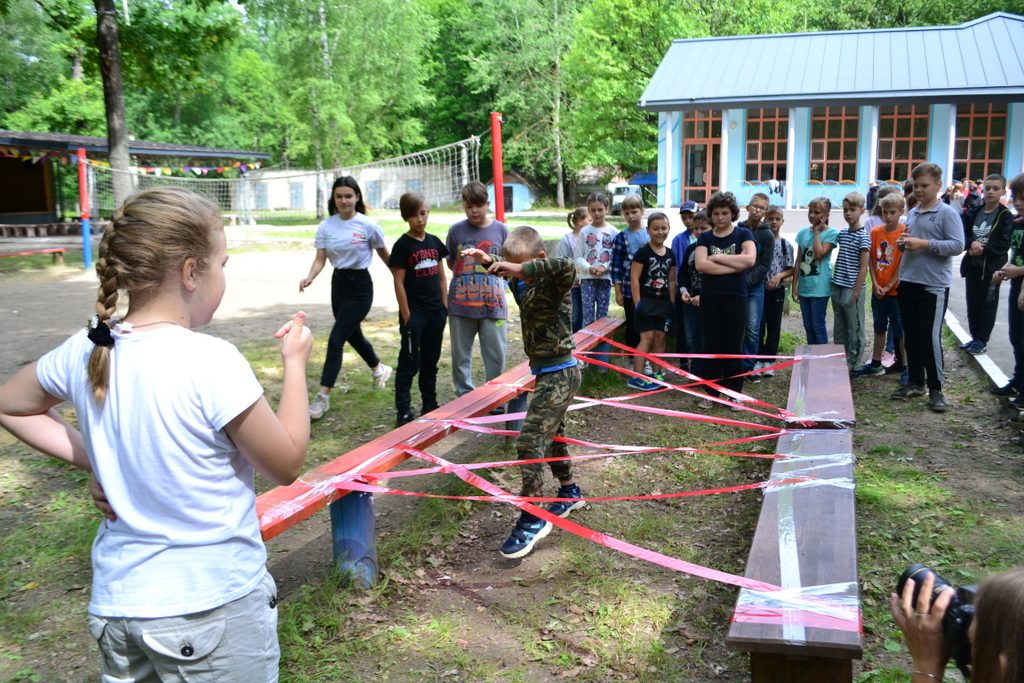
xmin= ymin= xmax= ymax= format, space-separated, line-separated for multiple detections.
xmin=487 ymin=172 xmax=538 ymax=213
xmin=640 ymin=13 xmax=1024 ymax=209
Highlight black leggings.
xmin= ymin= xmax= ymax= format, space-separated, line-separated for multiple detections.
xmin=319 ymin=269 xmax=380 ymax=388
xmin=759 ymin=287 xmax=786 ymax=357
xmin=700 ymin=292 xmax=747 ymax=396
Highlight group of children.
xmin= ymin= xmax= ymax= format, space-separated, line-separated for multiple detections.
xmin=302 ymin=179 xmax=511 ymax=428
xmin=596 ymin=162 xmax=1020 ymax=417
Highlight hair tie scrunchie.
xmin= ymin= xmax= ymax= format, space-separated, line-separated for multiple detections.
xmin=87 ymin=315 xmax=115 ymax=348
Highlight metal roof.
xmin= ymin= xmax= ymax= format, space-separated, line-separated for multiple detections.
xmin=639 ymin=13 xmax=1024 ymax=111
xmin=0 ymin=129 xmax=271 ymax=160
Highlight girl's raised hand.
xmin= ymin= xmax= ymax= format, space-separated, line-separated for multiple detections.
xmin=276 ymin=311 xmax=313 ymax=362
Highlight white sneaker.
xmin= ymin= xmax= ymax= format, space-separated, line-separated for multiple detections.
xmin=309 ymin=393 xmax=330 ymax=420
xmin=373 ymin=364 xmax=393 ymax=390
xmin=643 ymin=361 xmax=653 ymax=376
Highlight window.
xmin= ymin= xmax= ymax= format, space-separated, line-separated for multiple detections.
xmin=289 ymin=182 xmax=304 ymax=210
xmin=682 ymin=110 xmax=722 ymax=140
xmin=876 ymin=105 xmax=929 ymax=182
xmin=953 ymin=103 xmax=1007 ymax=182
xmin=809 ymin=107 xmax=858 ymax=182
xmin=745 ymin=108 xmax=788 ymax=182
xmin=253 ymin=183 xmax=268 ymax=211
xmin=681 ymin=110 xmax=722 ymax=204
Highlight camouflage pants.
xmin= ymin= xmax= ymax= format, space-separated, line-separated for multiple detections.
xmin=517 ymin=364 xmax=582 ymax=497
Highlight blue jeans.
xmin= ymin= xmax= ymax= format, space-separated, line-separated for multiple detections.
xmin=681 ymin=303 xmax=704 ymax=376
xmin=799 ymin=296 xmax=830 ymax=345
xmin=742 ymin=284 xmax=765 ymax=370
xmin=570 ymin=286 xmax=583 ymax=333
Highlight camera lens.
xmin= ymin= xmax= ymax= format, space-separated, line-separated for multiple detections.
xmin=896 ymin=564 xmax=952 ymax=608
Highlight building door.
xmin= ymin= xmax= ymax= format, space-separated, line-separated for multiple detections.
xmin=503 ymin=185 xmax=514 ymax=214
xmin=682 ymin=110 xmax=722 ymax=205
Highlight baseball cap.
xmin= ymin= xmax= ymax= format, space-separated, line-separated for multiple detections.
xmin=679 ymin=200 xmax=699 ymax=214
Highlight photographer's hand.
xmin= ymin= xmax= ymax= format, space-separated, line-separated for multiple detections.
xmin=890 ymin=574 xmax=954 ymax=681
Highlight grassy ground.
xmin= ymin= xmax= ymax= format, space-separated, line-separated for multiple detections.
xmin=1 ymin=261 xmax=1023 ymax=680
xmin=0 ymin=251 xmax=86 ymax=274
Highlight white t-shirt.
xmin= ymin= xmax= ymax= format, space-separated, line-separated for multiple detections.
xmin=36 ymin=325 xmax=266 ymax=618
xmin=314 ymin=213 xmax=386 ymax=270
xmin=575 ymin=225 xmax=617 ymax=280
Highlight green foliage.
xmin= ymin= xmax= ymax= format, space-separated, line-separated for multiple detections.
xmin=246 ymin=0 xmax=436 ymax=167
xmin=0 ymin=0 xmax=80 ymax=121
xmin=4 ymin=0 xmax=1022 ymax=192
xmin=563 ymin=0 xmax=703 ymax=176
xmin=3 ymin=75 xmax=106 ymax=134
xmin=451 ymin=0 xmax=580 ymax=186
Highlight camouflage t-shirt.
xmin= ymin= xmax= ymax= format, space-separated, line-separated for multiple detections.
xmin=519 ymin=257 xmax=577 ymax=368
xmin=1010 ymin=217 xmax=1024 ymax=268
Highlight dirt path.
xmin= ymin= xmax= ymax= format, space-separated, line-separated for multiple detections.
xmin=0 ymin=241 xmax=400 ymax=379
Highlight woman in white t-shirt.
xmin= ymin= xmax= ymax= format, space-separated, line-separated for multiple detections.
xmin=0 ymin=187 xmax=313 ymax=681
xmin=300 ymin=176 xmax=392 ymax=420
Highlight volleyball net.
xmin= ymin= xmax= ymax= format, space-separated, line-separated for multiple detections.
xmin=76 ymin=136 xmax=482 ymax=225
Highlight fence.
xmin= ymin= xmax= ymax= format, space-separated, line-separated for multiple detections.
xmin=74 ymin=136 xmax=482 ymax=225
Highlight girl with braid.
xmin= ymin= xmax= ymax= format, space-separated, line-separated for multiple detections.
xmin=0 ymin=187 xmax=312 ymax=681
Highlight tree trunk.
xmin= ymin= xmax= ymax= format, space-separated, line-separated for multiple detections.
xmin=94 ymin=0 xmax=132 ymax=207
xmin=71 ymin=47 xmax=83 ymax=80
xmin=312 ymin=0 xmax=332 ymax=220
xmin=552 ymin=0 xmax=565 ymax=209
xmin=311 ymin=84 xmax=325 ymax=220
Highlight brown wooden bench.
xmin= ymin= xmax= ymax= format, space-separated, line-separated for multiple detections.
xmin=256 ymin=317 xmax=623 ymax=584
xmin=726 ymin=344 xmax=862 ymax=681
xmin=0 ymin=247 xmax=67 ymax=265
xmin=785 ymin=344 xmax=856 ymax=428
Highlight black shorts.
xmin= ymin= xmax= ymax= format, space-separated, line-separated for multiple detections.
xmin=634 ymin=298 xmax=673 ymax=334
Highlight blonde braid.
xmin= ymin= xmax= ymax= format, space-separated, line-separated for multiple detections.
xmin=84 ymin=187 xmax=222 ymax=402
xmin=87 ymin=225 xmax=121 ymax=402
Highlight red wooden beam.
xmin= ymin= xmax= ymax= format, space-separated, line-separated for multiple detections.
xmin=257 ymin=316 xmax=622 ymax=540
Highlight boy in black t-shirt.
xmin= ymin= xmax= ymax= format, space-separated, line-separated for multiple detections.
xmin=629 ymin=212 xmax=676 ymax=392
xmin=388 ymin=192 xmax=449 ymax=426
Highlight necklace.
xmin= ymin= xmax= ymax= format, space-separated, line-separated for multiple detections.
xmin=121 ymin=320 xmax=183 ymax=330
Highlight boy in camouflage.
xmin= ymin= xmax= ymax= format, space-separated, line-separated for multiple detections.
xmin=462 ymin=226 xmax=584 ymax=559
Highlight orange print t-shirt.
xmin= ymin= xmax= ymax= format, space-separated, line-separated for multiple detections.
xmin=870 ymin=224 xmax=906 ymax=296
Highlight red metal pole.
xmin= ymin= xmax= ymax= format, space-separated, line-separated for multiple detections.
xmin=490 ymin=112 xmax=505 ymax=223
xmin=77 ymin=148 xmax=93 ymax=269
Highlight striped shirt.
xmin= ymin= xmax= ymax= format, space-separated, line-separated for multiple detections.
xmin=831 ymin=227 xmax=870 ymax=288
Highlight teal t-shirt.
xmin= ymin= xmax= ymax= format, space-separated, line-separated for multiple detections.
xmin=795 ymin=226 xmax=840 ymax=298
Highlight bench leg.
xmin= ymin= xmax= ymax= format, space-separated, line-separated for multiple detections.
xmin=750 ymin=652 xmax=852 ymax=682
xmin=505 ymin=393 xmax=529 ymax=436
xmin=329 ymin=492 xmax=378 ymax=588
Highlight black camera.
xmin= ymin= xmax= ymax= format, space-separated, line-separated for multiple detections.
xmin=896 ymin=564 xmax=977 ymax=679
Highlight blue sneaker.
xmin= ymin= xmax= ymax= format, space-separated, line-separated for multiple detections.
xmin=547 ymin=483 xmax=585 ymax=518
xmin=627 ymin=376 xmax=648 ymax=391
xmin=499 ymin=513 xmax=552 ymax=559
xmin=628 ymin=376 xmax=660 ymax=392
